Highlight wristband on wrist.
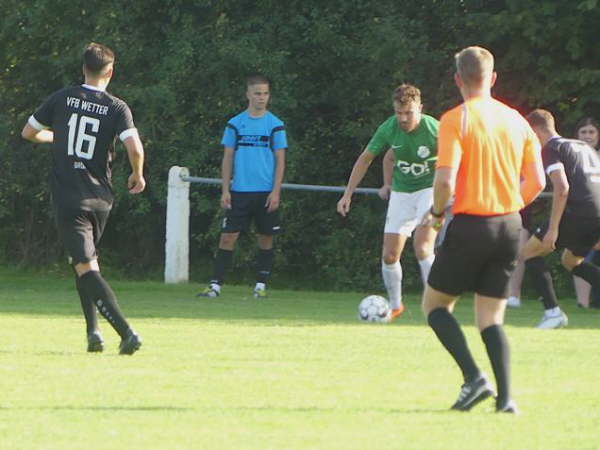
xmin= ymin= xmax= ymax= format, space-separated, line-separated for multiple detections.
xmin=430 ymin=206 xmax=445 ymax=218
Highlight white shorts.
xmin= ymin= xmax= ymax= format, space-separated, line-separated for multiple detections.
xmin=384 ymin=188 xmax=433 ymax=236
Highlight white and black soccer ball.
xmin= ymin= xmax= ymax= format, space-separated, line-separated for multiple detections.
xmin=358 ymin=295 xmax=391 ymax=323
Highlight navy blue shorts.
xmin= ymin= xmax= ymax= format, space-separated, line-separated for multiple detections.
xmin=221 ymin=192 xmax=281 ymax=235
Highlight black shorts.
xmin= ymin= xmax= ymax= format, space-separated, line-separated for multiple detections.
xmin=54 ymin=208 xmax=110 ymax=265
xmin=534 ymin=213 xmax=600 ymax=257
xmin=429 ymin=212 xmax=521 ymax=298
xmin=222 ymin=192 xmax=281 ymax=235
xmin=519 ymin=203 xmax=535 ymax=233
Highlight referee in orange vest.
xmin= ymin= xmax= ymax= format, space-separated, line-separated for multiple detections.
xmin=421 ymin=46 xmax=546 ymax=414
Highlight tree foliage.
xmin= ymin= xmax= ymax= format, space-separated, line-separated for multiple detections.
xmin=1 ymin=0 xmax=599 ymax=291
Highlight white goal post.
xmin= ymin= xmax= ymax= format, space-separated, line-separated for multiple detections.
xmin=165 ymin=166 xmax=191 ymax=283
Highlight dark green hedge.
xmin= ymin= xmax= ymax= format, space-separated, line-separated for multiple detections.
xmin=1 ymin=0 xmax=599 ymax=292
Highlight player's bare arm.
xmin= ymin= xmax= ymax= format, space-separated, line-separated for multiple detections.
xmin=266 ymin=148 xmax=285 ymax=212
xmin=21 ymin=122 xmax=54 ymax=144
xmin=543 ymin=168 xmax=569 ymax=252
xmin=337 ymin=149 xmax=376 ymax=216
xmin=220 ymin=147 xmax=234 ymax=209
xmin=378 ymin=148 xmax=394 ymax=200
xmin=123 ymin=134 xmax=146 ymax=194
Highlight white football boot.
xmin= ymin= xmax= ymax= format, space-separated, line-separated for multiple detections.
xmin=537 ymin=309 xmax=568 ymax=329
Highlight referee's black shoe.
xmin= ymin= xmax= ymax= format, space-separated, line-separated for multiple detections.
xmin=87 ymin=331 xmax=104 ymax=353
xmin=119 ymin=329 xmax=142 ymax=355
xmin=451 ymin=373 xmax=495 ymax=411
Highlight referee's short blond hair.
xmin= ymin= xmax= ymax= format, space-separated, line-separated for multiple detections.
xmin=455 ymin=46 xmax=494 ymax=86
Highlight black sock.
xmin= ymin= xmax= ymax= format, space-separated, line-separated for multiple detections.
xmin=210 ymin=248 xmax=233 ymax=285
xmin=256 ymin=248 xmax=274 ymax=284
xmin=78 ymin=271 xmax=130 ymax=338
xmin=572 ymin=261 xmax=600 ymax=288
xmin=481 ymin=325 xmax=510 ymax=406
xmin=525 ymin=257 xmax=559 ymax=310
xmin=427 ymin=308 xmax=480 ymax=382
xmin=75 ymin=275 xmax=98 ymax=334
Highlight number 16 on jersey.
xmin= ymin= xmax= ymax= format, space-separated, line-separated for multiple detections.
xmin=67 ymin=113 xmax=99 ymax=160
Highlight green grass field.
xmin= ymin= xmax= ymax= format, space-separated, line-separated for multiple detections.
xmin=1 ymin=267 xmax=600 ymax=450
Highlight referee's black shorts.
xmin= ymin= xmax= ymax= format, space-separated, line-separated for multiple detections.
xmin=221 ymin=191 xmax=281 ymax=235
xmin=534 ymin=213 xmax=600 ymax=257
xmin=54 ymin=207 xmax=110 ymax=265
xmin=429 ymin=212 xmax=521 ymax=298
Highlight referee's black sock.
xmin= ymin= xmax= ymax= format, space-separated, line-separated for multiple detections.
xmin=525 ymin=257 xmax=559 ymax=310
xmin=427 ymin=308 xmax=480 ymax=383
xmin=571 ymin=261 xmax=600 ymax=288
xmin=79 ymin=271 xmax=130 ymax=338
xmin=481 ymin=324 xmax=511 ymax=406
xmin=210 ymin=248 xmax=233 ymax=285
xmin=256 ymin=248 xmax=274 ymax=284
xmin=75 ymin=275 xmax=98 ymax=334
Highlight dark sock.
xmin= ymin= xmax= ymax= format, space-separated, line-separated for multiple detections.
xmin=525 ymin=257 xmax=559 ymax=310
xmin=572 ymin=261 xmax=600 ymax=288
xmin=256 ymin=248 xmax=274 ymax=284
xmin=78 ymin=271 xmax=130 ymax=338
xmin=210 ymin=248 xmax=233 ymax=285
xmin=75 ymin=275 xmax=98 ymax=334
xmin=427 ymin=308 xmax=480 ymax=383
xmin=481 ymin=325 xmax=510 ymax=406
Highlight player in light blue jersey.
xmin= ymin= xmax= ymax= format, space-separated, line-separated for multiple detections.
xmin=198 ymin=75 xmax=287 ymax=299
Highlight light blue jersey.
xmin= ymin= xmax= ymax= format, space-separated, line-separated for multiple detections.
xmin=221 ymin=110 xmax=287 ymax=192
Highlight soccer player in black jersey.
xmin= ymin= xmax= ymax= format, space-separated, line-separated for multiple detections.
xmin=523 ymin=109 xmax=600 ymax=329
xmin=21 ymin=43 xmax=145 ymax=354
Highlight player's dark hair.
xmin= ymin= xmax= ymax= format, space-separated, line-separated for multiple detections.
xmin=526 ymin=109 xmax=555 ymax=130
xmin=83 ymin=43 xmax=115 ymax=75
xmin=246 ymin=74 xmax=270 ymax=88
xmin=392 ymin=84 xmax=421 ymax=105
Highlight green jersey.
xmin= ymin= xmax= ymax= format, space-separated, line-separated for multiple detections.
xmin=367 ymin=114 xmax=439 ymax=193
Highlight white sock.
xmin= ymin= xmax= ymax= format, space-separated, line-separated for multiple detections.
xmin=210 ymin=282 xmax=221 ymax=293
xmin=545 ymin=306 xmax=560 ymax=317
xmin=382 ymin=260 xmax=402 ymax=309
xmin=255 ymin=282 xmax=266 ymax=291
xmin=418 ymin=254 xmax=435 ymax=285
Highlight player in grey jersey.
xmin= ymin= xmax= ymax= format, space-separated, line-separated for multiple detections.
xmin=522 ymin=109 xmax=600 ymax=329
xmin=21 ymin=42 xmax=145 ymax=354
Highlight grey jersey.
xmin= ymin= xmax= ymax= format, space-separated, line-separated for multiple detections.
xmin=542 ymin=137 xmax=600 ymax=218
xmin=31 ymin=85 xmax=136 ymax=211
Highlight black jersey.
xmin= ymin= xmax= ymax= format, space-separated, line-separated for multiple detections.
xmin=30 ymin=85 xmax=136 ymax=211
xmin=542 ymin=137 xmax=600 ymax=218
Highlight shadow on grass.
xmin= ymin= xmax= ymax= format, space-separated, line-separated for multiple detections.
xmin=0 ymin=404 xmax=450 ymax=414
xmin=1 ymin=269 xmax=599 ymax=329
xmin=0 ymin=406 xmax=193 ymax=412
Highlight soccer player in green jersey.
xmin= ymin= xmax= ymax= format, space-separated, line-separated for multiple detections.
xmin=337 ymin=84 xmax=439 ymax=319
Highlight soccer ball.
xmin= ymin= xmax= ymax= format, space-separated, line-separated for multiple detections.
xmin=358 ymin=295 xmax=391 ymax=323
